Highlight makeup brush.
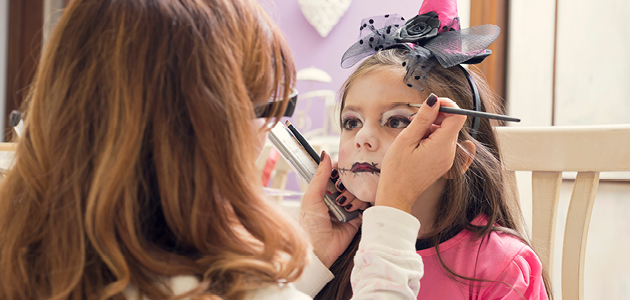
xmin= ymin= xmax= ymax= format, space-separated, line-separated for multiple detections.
xmin=406 ymin=103 xmax=520 ymax=122
xmin=285 ymin=120 xmax=321 ymax=164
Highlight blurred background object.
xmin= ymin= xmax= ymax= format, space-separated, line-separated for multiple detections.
xmin=8 ymin=109 xmax=22 ymax=138
xmin=298 ymin=0 xmax=352 ymax=38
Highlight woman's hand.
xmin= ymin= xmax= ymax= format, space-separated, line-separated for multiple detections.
xmin=375 ymin=94 xmax=467 ymax=213
xmin=300 ymin=152 xmax=364 ymax=268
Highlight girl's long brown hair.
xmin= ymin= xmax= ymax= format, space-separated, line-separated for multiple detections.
xmin=0 ymin=0 xmax=308 ymax=299
xmin=316 ymin=49 xmax=553 ymax=300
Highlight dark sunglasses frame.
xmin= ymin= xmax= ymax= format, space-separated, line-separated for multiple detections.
xmin=254 ymin=88 xmax=299 ymax=119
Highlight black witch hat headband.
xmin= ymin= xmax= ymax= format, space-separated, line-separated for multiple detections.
xmin=340 ymin=12 xmax=501 ymax=138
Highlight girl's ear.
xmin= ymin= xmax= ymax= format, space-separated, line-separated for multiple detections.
xmin=443 ymin=140 xmax=476 ymax=179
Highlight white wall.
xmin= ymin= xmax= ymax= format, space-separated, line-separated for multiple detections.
xmin=508 ymin=0 xmax=630 ymax=126
xmin=0 ymin=0 xmax=9 ymax=140
xmin=507 ymin=0 xmax=556 ymax=127
xmin=508 ymin=1 xmax=630 ymax=298
xmin=554 ymin=0 xmax=630 ymax=126
xmin=457 ymin=0 xmax=470 ymax=30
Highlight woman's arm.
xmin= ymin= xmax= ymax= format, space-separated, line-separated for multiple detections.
xmin=293 ymin=206 xmax=423 ymax=300
xmin=292 ymin=251 xmax=335 ymax=297
xmin=350 ymin=206 xmax=423 ymax=299
xmin=293 ymin=153 xmax=360 ymax=297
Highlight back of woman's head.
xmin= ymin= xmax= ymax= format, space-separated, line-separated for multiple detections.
xmin=0 ymin=1 xmax=307 ymax=299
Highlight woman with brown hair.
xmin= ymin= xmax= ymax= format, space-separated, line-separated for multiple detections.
xmin=0 ymin=0 xmax=466 ymax=299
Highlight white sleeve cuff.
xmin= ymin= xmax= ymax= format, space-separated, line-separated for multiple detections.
xmin=360 ymin=206 xmax=420 ymax=251
xmin=292 ymin=251 xmax=334 ymax=298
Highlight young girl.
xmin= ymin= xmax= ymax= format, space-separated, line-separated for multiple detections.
xmin=303 ymin=1 xmax=553 ymax=299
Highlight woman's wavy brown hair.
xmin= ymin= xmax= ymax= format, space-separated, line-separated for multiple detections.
xmin=316 ymin=49 xmax=553 ymax=300
xmin=0 ymin=0 xmax=308 ymax=299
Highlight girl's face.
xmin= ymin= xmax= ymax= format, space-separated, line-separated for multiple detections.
xmin=338 ymin=67 xmax=427 ymax=204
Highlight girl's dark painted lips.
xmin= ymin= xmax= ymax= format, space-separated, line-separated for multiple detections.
xmin=350 ymin=162 xmax=380 ymax=174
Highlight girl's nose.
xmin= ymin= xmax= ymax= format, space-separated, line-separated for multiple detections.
xmin=354 ymin=126 xmax=378 ymax=151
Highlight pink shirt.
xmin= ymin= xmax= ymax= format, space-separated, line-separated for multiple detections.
xmin=416 ymin=217 xmax=549 ymax=300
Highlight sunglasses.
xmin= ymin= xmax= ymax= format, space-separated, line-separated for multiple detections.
xmin=254 ymin=88 xmax=298 ymax=119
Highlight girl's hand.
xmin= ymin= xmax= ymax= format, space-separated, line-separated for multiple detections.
xmin=300 ymin=152 xmax=363 ymax=268
xmin=375 ymin=94 xmax=467 ymax=213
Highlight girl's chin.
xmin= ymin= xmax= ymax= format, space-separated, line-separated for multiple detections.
xmin=346 ymin=186 xmax=377 ymax=205
xmin=341 ymin=174 xmax=379 ymax=205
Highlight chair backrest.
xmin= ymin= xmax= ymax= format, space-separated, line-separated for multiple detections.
xmin=0 ymin=143 xmax=17 ymax=175
xmin=495 ymin=124 xmax=630 ymax=300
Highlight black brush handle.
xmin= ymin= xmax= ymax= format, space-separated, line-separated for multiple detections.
xmin=286 ymin=121 xmax=321 ymax=164
xmin=408 ymin=104 xmax=521 ymax=122
xmin=439 ymin=106 xmax=521 ymax=122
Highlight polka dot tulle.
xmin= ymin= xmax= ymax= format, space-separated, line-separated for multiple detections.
xmin=341 ymin=12 xmax=500 ymax=92
xmin=346 ymin=14 xmax=407 ymax=68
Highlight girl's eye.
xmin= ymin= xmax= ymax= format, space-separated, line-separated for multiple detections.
xmin=342 ymin=117 xmax=363 ymax=130
xmin=384 ymin=116 xmax=411 ymax=129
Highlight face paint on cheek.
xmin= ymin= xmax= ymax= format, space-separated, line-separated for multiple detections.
xmin=337 ymin=144 xmax=356 ymax=197
xmin=337 ymin=144 xmax=351 ymax=175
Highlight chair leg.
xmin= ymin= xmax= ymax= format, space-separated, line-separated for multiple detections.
xmin=562 ymin=172 xmax=599 ymax=300
xmin=531 ymin=171 xmax=562 ymax=278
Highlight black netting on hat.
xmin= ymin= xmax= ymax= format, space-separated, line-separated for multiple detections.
xmin=423 ymin=25 xmax=500 ymax=68
xmin=341 ymin=14 xmax=406 ymax=68
xmin=341 ymin=13 xmax=501 ymax=92
xmin=402 ymin=47 xmax=437 ymax=91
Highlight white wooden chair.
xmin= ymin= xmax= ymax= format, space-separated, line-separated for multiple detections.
xmin=496 ymin=124 xmax=630 ymax=300
xmin=0 ymin=143 xmax=17 ymax=176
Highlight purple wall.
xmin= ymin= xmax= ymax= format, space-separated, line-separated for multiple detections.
xmin=261 ymin=0 xmax=421 ymax=130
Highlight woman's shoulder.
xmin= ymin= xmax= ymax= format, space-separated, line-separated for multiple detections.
xmin=123 ymin=276 xmax=311 ymax=300
xmin=244 ymin=282 xmax=312 ymax=300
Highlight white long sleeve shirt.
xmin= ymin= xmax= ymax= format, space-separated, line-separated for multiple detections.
xmin=124 ymin=206 xmax=423 ymax=299
xmin=294 ymin=205 xmax=423 ymax=299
